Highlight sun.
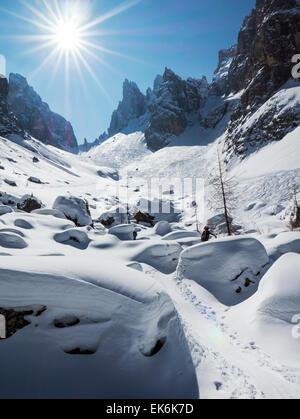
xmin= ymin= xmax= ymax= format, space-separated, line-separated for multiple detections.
xmin=1 ymin=0 xmax=143 ymax=101
xmin=54 ymin=20 xmax=80 ymax=51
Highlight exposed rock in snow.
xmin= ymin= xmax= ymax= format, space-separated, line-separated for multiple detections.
xmin=8 ymin=74 xmax=78 ymax=153
xmin=4 ymin=178 xmax=17 ymax=187
xmin=177 ymin=237 xmax=269 ymax=305
xmin=98 ymin=205 xmax=129 ymax=227
xmin=28 ymin=176 xmax=42 ymax=184
xmin=53 ymin=196 xmax=92 ymax=227
xmin=97 ymin=167 xmax=119 ymax=181
xmin=17 ymin=195 xmax=43 ymax=213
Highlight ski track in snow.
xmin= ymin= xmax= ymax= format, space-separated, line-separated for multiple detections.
xmin=142 ymin=263 xmax=300 ymax=399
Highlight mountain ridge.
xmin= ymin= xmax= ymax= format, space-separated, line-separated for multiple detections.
xmin=99 ymin=0 xmax=300 ymax=159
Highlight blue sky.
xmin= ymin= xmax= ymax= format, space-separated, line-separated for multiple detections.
xmin=0 ymin=0 xmax=255 ymax=144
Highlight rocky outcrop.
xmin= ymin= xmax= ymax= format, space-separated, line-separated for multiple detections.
xmin=79 ymin=132 xmax=107 ymax=153
xmin=106 ymin=69 xmax=210 ymax=151
xmin=0 ymin=75 xmax=28 ymax=139
xmin=108 ymin=79 xmax=146 ymax=136
xmin=224 ymin=0 xmax=300 ymax=159
xmin=211 ymin=45 xmax=237 ymax=96
xmin=8 ymin=74 xmax=78 ymax=154
xmin=145 ymin=69 xmax=209 ymax=150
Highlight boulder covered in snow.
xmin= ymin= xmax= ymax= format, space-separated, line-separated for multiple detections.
xmin=153 ymin=221 xmax=172 ymax=236
xmin=109 ymin=224 xmax=136 ymax=241
xmin=177 ymin=236 xmax=269 ymax=306
xmin=54 ymin=229 xmax=91 ymax=250
xmin=4 ymin=179 xmax=17 ymax=187
xmin=17 ymin=195 xmax=43 ymax=213
xmin=98 ymin=205 xmax=128 ymax=227
xmin=28 ymin=176 xmax=42 ymax=184
xmin=206 ymin=213 xmax=242 ymax=235
xmin=0 ymin=192 xmax=18 ymax=206
xmin=53 ymin=196 xmax=92 ymax=227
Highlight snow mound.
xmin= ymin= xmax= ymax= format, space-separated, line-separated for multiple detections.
xmin=14 ymin=219 xmax=33 ymax=230
xmin=0 ymin=256 xmax=198 ymax=398
xmin=263 ymin=232 xmax=300 ymax=262
xmin=228 ymin=253 xmax=300 ymax=365
xmin=134 ymin=241 xmax=182 ymax=274
xmin=54 ymin=229 xmax=91 ymax=250
xmin=0 ymin=233 xmax=28 ymax=249
xmin=162 ymin=231 xmax=201 ymax=241
xmin=0 ymin=206 xmax=13 ymax=216
xmin=108 ymin=224 xmax=135 ymax=241
xmin=177 ymin=236 xmax=269 ymax=306
xmin=154 ymin=221 xmax=172 ymax=236
xmin=53 ymin=196 xmax=92 ymax=227
xmin=32 ymin=208 xmax=66 ymax=219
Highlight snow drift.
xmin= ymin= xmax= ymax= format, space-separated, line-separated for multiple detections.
xmin=177 ymin=237 xmax=269 ymax=306
xmin=0 ymin=256 xmax=198 ymax=398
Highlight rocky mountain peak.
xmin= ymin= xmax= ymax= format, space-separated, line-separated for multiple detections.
xmin=224 ymin=0 xmax=300 ymax=159
xmin=108 ymin=78 xmax=146 ymax=136
xmin=0 ymin=75 xmax=27 ymax=139
xmin=8 ymin=73 xmax=78 ymax=154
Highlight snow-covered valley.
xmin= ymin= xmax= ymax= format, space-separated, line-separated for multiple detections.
xmin=0 ymin=115 xmax=300 ymax=398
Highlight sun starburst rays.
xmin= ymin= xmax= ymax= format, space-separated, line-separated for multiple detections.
xmin=3 ymin=0 xmax=143 ymax=104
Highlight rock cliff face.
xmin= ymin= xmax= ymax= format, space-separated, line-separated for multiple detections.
xmin=108 ymin=79 xmax=146 ymax=137
xmin=145 ymin=69 xmax=209 ymax=150
xmin=224 ymin=0 xmax=300 ymax=159
xmin=8 ymin=74 xmax=78 ymax=154
xmin=0 ymin=75 xmax=27 ymax=139
xmin=108 ymin=69 xmax=210 ymax=151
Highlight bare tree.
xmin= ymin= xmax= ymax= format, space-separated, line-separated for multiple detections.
xmin=207 ymin=150 xmax=238 ymax=236
xmin=290 ymin=184 xmax=300 ymax=231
